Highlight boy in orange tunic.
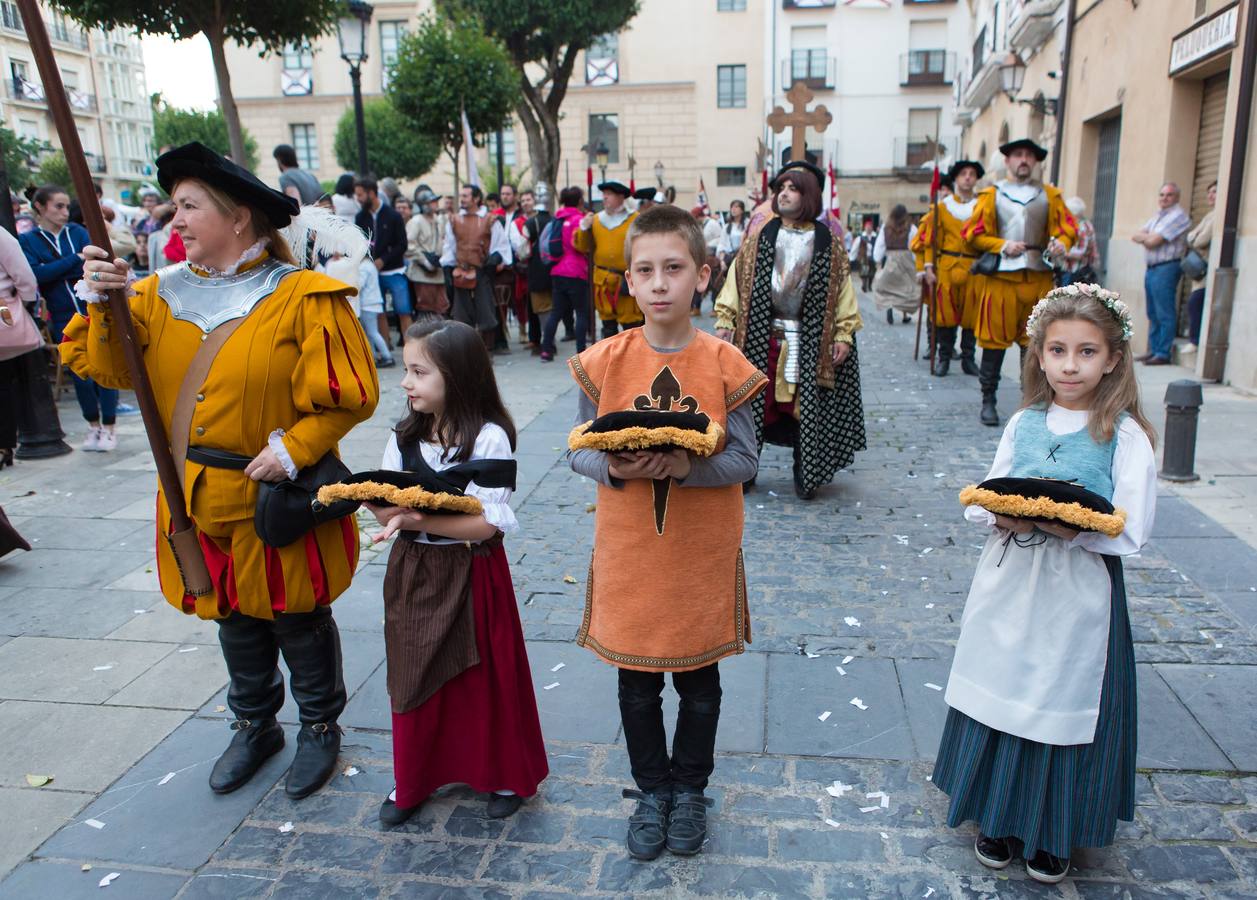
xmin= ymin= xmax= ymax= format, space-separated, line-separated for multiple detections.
xmin=568 ymin=206 xmax=767 ymax=860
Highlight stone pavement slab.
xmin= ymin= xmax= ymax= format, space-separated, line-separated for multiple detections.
xmin=0 ymin=586 xmax=161 ymax=639
xmin=104 ymin=641 xmax=228 ymax=710
xmin=0 ymin=860 xmax=190 ymax=900
xmin=1134 ymin=665 xmax=1233 ymax=771
xmin=0 ymin=636 xmax=173 ymax=704
xmin=0 ymin=786 xmax=90 ymax=878
xmin=1155 ymin=664 xmax=1257 ymax=771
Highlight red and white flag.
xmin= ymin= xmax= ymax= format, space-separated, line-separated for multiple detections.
xmin=697 ymin=177 xmax=710 ymax=212
xmin=461 ymin=107 xmax=480 ymax=188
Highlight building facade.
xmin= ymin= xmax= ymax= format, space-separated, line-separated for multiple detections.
xmin=1057 ymin=0 xmax=1256 ymax=390
xmin=0 ymin=0 xmax=153 ymax=198
xmin=765 ymin=0 xmax=971 ymax=230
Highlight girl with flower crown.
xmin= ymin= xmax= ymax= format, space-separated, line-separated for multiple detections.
xmin=932 ymin=283 xmax=1158 ymax=884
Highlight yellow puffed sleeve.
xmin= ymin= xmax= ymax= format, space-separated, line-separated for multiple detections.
xmin=283 ymin=289 xmax=380 ymax=469
xmin=714 ymin=271 xmax=741 ymax=331
xmin=830 ymin=278 xmax=861 ymax=345
xmin=60 ymin=279 xmax=156 ymax=390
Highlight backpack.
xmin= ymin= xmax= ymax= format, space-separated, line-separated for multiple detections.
xmin=538 ymin=217 xmax=566 ymax=268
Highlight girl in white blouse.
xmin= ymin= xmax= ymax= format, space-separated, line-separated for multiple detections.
xmin=368 ymin=319 xmax=547 ymax=829
xmin=933 ymin=285 xmax=1157 ymax=885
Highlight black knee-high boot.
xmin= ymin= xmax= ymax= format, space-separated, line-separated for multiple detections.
xmin=979 ymin=348 xmax=1006 ymax=426
xmin=601 ymin=318 xmax=619 ymax=340
xmin=933 ymin=326 xmax=956 ymax=377
xmin=210 ymin=613 xmax=286 ymax=794
xmin=275 ymin=607 xmax=347 ymax=799
xmin=960 ymin=329 xmax=979 ymax=375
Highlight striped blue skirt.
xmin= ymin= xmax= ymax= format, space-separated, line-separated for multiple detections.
xmin=931 ymin=554 xmax=1136 ymax=859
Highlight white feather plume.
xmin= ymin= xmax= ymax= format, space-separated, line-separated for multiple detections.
xmin=280 ymin=205 xmax=371 ymax=270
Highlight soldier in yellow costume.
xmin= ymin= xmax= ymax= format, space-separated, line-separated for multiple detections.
xmin=65 ymin=143 xmax=379 ymax=802
xmin=962 ymin=139 xmax=1076 ymax=426
xmin=913 ymin=159 xmax=984 ymax=378
xmin=574 ymin=180 xmax=642 ymax=338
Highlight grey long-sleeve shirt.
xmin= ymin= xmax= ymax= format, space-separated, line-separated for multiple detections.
xmin=569 ymin=390 xmax=759 ymax=489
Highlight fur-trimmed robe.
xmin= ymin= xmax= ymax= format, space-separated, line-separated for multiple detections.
xmin=715 ymin=218 xmax=866 ymax=493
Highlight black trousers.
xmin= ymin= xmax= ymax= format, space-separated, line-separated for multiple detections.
xmin=543 ymin=276 xmax=589 ymax=354
xmin=216 ymin=605 xmax=346 ymax=726
xmin=618 ymin=662 xmax=721 ymax=793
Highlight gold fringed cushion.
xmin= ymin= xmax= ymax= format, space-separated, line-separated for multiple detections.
xmin=317 ymin=480 xmax=483 ymax=515
xmin=959 ymin=478 xmax=1126 ymax=538
xmin=568 ymin=410 xmax=724 ymax=457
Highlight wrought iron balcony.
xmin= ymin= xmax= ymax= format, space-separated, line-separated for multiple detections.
xmin=900 ymin=50 xmax=956 ymax=87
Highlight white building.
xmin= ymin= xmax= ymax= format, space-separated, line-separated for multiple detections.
xmin=764 ymin=0 xmax=970 ymax=229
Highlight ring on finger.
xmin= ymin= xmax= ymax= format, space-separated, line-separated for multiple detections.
xmin=91 ymin=272 xmax=101 ymax=282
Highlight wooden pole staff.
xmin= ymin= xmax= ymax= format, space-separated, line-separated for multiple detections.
xmin=18 ymin=0 xmax=212 ymax=595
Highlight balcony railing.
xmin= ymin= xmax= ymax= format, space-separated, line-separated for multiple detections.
xmin=67 ymin=88 xmax=97 ymax=113
xmin=900 ymin=50 xmax=956 ymax=87
xmin=0 ymin=5 xmax=90 ymax=48
xmin=783 ymin=0 xmax=835 ymax=8
xmin=782 ymin=51 xmax=836 ymax=91
xmin=49 ymin=22 xmax=90 ymax=50
xmin=1009 ymin=0 xmax=1063 ymax=54
xmin=893 ymin=135 xmax=961 ymax=172
xmin=5 ymin=77 xmax=44 ymax=104
xmin=84 ymin=151 xmax=106 ymax=173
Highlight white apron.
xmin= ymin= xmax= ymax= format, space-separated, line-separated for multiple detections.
xmin=944 ymin=530 xmax=1111 ymax=746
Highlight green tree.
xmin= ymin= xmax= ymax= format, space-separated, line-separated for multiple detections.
xmin=477 ymin=161 xmax=531 ymax=197
xmin=386 ymin=14 xmax=517 ymax=187
xmin=35 ymin=151 xmax=74 ymax=197
xmin=439 ymin=0 xmax=639 ymax=190
xmin=334 ymin=98 xmax=440 ymax=181
xmin=52 ymin=0 xmax=343 ymax=168
xmin=0 ymin=126 xmax=47 ymax=188
xmin=151 ymin=95 xmax=259 ymax=171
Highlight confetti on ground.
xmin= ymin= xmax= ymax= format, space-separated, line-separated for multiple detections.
xmin=860 ymin=804 xmax=882 ymax=813
xmin=934 ymin=473 xmax=945 ymax=479
xmin=25 ymin=774 xmax=52 ymax=787
xmin=818 ymin=710 xmax=832 ymax=722
xmin=836 ymin=666 xmax=846 ymax=676
xmin=806 ymin=652 xmax=820 ymax=659
xmin=824 ymin=818 xmax=841 ymax=828
xmin=93 ymin=665 xmax=113 ymax=672
xmin=562 ymin=575 xmax=577 ymax=584
xmin=842 ymin=656 xmax=854 ymax=664
xmin=550 ymin=662 xmax=566 ymax=672
xmin=85 ymin=819 xmax=106 ymax=829
xmin=215 ymin=705 xmax=227 ymax=713
xmin=343 ymin=766 xmax=360 ymax=777
xmin=768 ymin=490 xmax=779 ymax=497
xmin=158 ymin=772 xmax=176 ymax=786
xmin=894 ymin=535 xmax=910 ymax=544
xmin=755 ymin=504 xmax=764 ymax=509
xmin=926 ymin=775 xmax=932 ymax=781
xmin=866 ymin=791 xmax=890 ymax=808
xmin=99 ymin=872 xmax=120 ymax=887
xmin=278 ymin=822 xmax=294 ymax=833
xmin=850 ymin=697 xmax=868 ymax=711
xmin=921 ymin=547 xmax=933 ymax=555
xmin=81 ymin=864 xmax=91 ymax=872
xmin=924 ymin=888 xmax=936 ymax=898
xmin=543 ymin=682 xmax=560 ymax=690
xmin=925 ymin=603 xmax=935 ymax=609
xmin=925 ymin=683 xmax=943 ymax=691
xmin=177 ymin=646 xmax=198 ymax=653
xmin=843 ymin=616 xmax=861 ymax=628
xmin=825 ymin=781 xmax=853 ymax=798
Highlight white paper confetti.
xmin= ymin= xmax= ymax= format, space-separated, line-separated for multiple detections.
xmin=881 ymin=831 xmax=890 ymax=839
xmin=93 ymin=665 xmax=113 ymax=672
xmin=133 ymin=609 xmax=150 ymax=614
xmin=825 ymin=781 xmax=853 ymax=798
xmin=550 ymin=662 xmax=566 ymax=672
xmin=768 ymin=490 xmax=779 ymax=497
xmin=278 ymin=821 xmax=294 ymax=833
xmin=543 ymin=682 xmax=560 ymax=691
xmin=818 ymin=710 xmax=832 ymax=722
xmin=842 ymin=656 xmax=854 ymax=664
xmin=84 ymin=819 xmax=106 ymax=830
xmin=177 ymin=646 xmax=198 ymax=653
xmin=158 ymin=772 xmax=176 ymax=786
xmin=866 ymin=791 xmax=890 ymax=808
xmin=806 ymin=652 xmax=820 ymax=659
xmin=850 ymin=697 xmax=868 ymax=711
xmin=835 ymin=666 xmax=846 ymax=676
xmin=755 ymin=504 xmax=764 ymax=509
xmin=824 ymin=818 xmax=841 ymax=828
xmin=933 ymin=473 xmax=945 ymax=479
xmin=894 ymin=534 xmax=910 ymax=544
xmin=921 ymin=547 xmax=933 ymax=555
xmin=859 ymin=805 xmax=881 ymax=813
xmin=843 ymin=616 xmax=861 ymax=628
xmin=98 ymin=872 xmax=121 ymax=887
xmin=923 ymin=888 xmax=936 ymax=898
xmin=926 ymin=775 xmax=932 ymax=781
xmin=343 ymin=766 xmax=360 ymax=777
xmin=925 ymin=683 xmax=943 ymax=691
xmin=925 ymin=603 xmax=935 ymax=609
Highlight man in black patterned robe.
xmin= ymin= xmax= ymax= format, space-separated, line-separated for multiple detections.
xmin=714 ymin=161 xmax=865 ymax=500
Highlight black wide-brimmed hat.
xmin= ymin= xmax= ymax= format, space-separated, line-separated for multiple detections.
xmin=771 ymin=159 xmax=825 ymax=189
xmin=597 ymin=180 xmax=631 ymax=197
xmin=959 ymin=476 xmax=1126 ymax=537
xmin=157 ymin=141 xmax=300 ymax=228
xmin=633 ymin=186 xmax=658 ymax=201
xmin=998 ymin=139 xmax=1048 ymax=162
xmin=947 ymin=159 xmax=985 ymax=181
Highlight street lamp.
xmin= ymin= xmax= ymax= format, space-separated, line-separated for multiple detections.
xmin=654 ymin=160 xmax=664 ymax=188
xmin=595 ymin=141 xmax=609 ymax=183
xmin=337 ymin=0 xmax=374 ymax=174
xmin=998 ymin=51 xmax=1058 ymax=115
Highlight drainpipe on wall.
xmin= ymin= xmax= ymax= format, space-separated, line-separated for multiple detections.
xmin=1050 ymin=0 xmax=1077 ymax=184
xmin=1202 ymin=0 xmax=1257 ymax=382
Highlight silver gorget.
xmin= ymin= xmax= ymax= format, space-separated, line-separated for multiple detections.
xmin=157 ymin=258 xmax=299 ymax=333
xmin=771 ymin=224 xmax=815 ymax=320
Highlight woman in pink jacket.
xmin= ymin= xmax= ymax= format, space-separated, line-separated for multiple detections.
xmin=540 ymin=187 xmax=590 ymax=361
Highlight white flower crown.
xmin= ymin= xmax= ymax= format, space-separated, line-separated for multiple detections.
xmin=1025 ymin=282 xmax=1133 ymax=342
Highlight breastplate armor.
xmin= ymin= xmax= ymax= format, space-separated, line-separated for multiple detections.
xmin=995 ymin=183 xmax=1050 ymax=272
xmin=771 ymin=225 xmax=815 ymax=320
xmin=157 ymin=258 xmax=299 ymax=333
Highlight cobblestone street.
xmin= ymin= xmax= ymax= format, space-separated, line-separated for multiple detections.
xmin=1 ymin=290 xmax=1255 ymax=899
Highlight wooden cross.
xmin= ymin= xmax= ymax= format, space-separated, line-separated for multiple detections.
xmin=767 ymin=82 xmax=833 ymax=164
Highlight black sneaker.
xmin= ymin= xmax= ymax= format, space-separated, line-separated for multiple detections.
xmin=666 ymin=788 xmax=714 ymax=855
xmin=1026 ymin=850 xmax=1070 ymax=884
xmin=623 ymin=788 xmax=671 ymax=860
xmin=974 ymin=833 xmax=1013 ymax=869
xmin=486 ymin=793 xmax=523 ymax=818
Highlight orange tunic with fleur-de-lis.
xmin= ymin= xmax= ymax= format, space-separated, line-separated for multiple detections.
xmin=569 ymin=329 xmax=767 ymax=672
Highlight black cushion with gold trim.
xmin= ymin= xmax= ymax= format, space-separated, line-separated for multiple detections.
xmin=959 ymin=476 xmax=1126 ymax=538
xmin=317 ymin=470 xmax=482 ymax=515
xmin=569 ymin=409 xmax=724 ymax=456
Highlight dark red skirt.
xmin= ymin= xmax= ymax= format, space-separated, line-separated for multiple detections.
xmin=391 ymin=543 xmax=548 ymax=807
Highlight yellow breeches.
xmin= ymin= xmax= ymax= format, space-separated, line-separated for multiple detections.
xmin=972 ymin=270 xmax=1054 ymax=350
xmin=591 ymin=268 xmax=643 ymax=324
xmin=930 ymin=256 xmax=977 ymax=329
